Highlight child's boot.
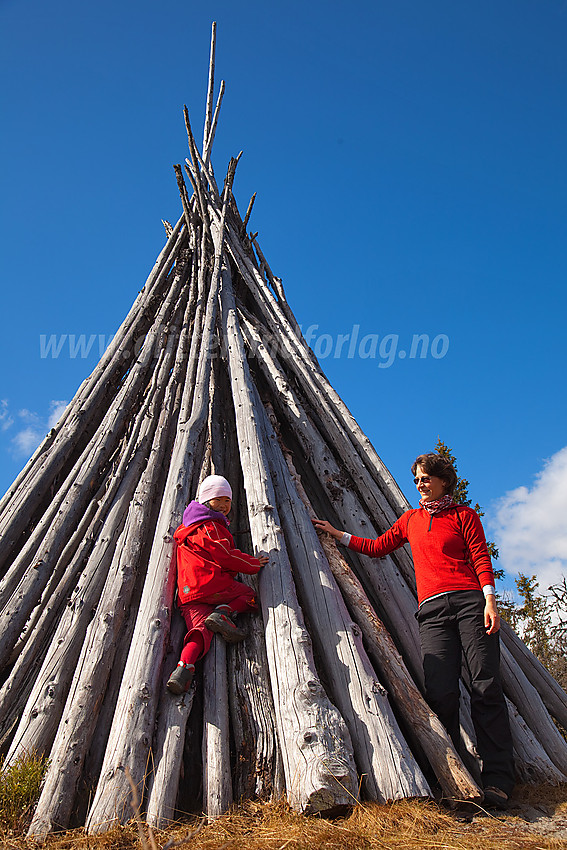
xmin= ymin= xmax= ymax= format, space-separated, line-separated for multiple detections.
xmin=205 ymin=607 xmax=247 ymax=642
xmin=167 ymin=662 xmax=195 ymax=695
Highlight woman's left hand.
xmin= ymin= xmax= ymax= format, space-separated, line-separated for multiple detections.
xmin=484 ymin=596 xmax=501 ymax=634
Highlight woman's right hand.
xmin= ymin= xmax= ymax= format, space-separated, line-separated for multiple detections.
xmin=312 ymin=518 xmax=343 ymax=540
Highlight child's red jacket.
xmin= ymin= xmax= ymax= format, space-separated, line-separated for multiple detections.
xmin=174 ymin=501 xmax=262 ymax=604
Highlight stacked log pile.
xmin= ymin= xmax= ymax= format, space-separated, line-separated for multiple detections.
xmin=0 ymin=23 xmax=566 ymax=838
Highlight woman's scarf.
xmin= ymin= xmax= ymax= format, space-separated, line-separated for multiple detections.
xmin=419 ymin=493 xmax=454 ymax=515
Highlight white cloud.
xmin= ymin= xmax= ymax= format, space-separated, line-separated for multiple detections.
xmin=48 ymin=400 xmax=68 ymax=429
xmin=18 ymin=408 xmax=42 ymax=426
xmin=0 ymin=399 xmax=14 ymax=431
xmin=487 ymin=446 xmax=567 ymax=595
xmin=12 ymin=427 xmax=44 ymax=457
xmin=6 ymin=400 xmax=69 ymax=460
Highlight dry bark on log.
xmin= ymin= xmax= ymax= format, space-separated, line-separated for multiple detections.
xmin=259 ymin=399 xmax=431 ymax=802
xmin=202 ymin=635 xmax=232 ymax=819
xmin=500 ymin=620 xmax=567 ymax=731
xmin=0 ymin=225 xmax=187 ymax=569
xmin=499 ymin=641 xmax=567 ymax=776
xmin=84 ymin=174 xmax=233 ymax=833
xmin=27 ymin=317 xmax=189 ymax=838
xmin=145 ymin=613 xmax=196 ymax=830
xmin=238 ymin=313 xmax=422 ymax=682
xmin=0 ymin=265 xmax=189 ymax=666
xmin=279 ymin=451 xmax=481 ymax=802
xmin=5 ymin=327 xmax=183 ymax=770
xmin=219 ymin=260 xmax=359 ymax=813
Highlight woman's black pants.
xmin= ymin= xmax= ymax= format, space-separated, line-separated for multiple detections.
xmin=417 ymin=589 xmax=515 ymax=794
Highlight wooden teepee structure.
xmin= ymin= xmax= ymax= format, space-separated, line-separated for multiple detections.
xmin=1 ymin=23 xmax=567 ymax=838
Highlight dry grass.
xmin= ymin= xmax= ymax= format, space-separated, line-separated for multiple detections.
xmin=1 ymin=785 xmax=567 ymax=850
xmin=0 ymin=753 xmax=49 ymax=836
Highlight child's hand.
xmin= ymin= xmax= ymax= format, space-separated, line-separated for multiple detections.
xmin=257 ymin=555 xmax=270 ymax=566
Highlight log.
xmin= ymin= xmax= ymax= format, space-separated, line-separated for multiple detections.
xmin=219 ymin=259 xmax=359 ymax=813
xmin=217 ymin=394 xmax=284 ymax=803
xmin=458 ymin=686 xmax=566 ymax=786
xmin=203 ymin=80 xmax=225 ymax=171
xmin=202 ymin=636 xmax=232 ymax=819
xmin=0 ymin=262 xmax=189 ymax=665
xmin=27 ymin=319 xmax=188 ymax=837
xmin=0 ymin=268 xmax=191 ymax=738
xmin=0 ymin=224 xmax=187 ymax=568
xmin=505 ymin=697 xmax=567 ymax=785
xmin=500 ymin=641 xmax=567 ymax=776
xmin=223 ymin=226 xmax=416 ymax=588
xmin=0 ymin=458 xmax=129 ymax=745
xmin=278 ymin=442 xmax=480 ymax=803
xmin=259 ymin=398 xmax=431 ymax=802
xmin=228 ymin=581 xmax=284 ymax=802
xmin=145 ymin=613 xmax=196 ymax=829
xmin=202 ymin=21 xmax=217 ymax=151
xmin=5 ymin=334 xmax=180 ymax=769
xmin=84 ymin=172 xmax=233 ymax=833
xmin=500 ymin=620 xmax=567 ymax=731
xmin=238 ymin=313 xmax=422 ymax=682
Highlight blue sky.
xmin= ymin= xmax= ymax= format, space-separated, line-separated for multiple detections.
xmin=1 ymin=0 xmax=566 ymax=596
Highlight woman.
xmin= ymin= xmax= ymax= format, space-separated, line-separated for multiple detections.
xmin=313 ymin=452 xmax=514 ymax=807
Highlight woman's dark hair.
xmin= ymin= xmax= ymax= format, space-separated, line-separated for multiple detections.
xmin=411 ymin=453 xmax=458 ymax=496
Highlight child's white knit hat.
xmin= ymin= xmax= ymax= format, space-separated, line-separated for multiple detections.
xmin=197 ymin=474 xmax=232 ymax=504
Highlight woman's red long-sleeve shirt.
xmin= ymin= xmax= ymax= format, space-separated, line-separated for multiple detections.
xmin=347 ymin=504 xmax=495 ymax=605
xmin=174 ymin=520 xmax=262 ymax=604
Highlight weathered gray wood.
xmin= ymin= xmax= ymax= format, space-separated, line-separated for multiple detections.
xmin=501 ymin=620 xmax=567 ymax=731
xmin=238 ymin=313 xmax=423 ymax=683
xmin=27 ymin=315 xmax=189 ymax=838
xmin=242 ymin=192 xmax=256 ymax=233
xmin=0 ymin=464 xmax=127 ymax=743
xmin=1 ymin=34 xmax=566 ymax=833
xmin=0 ymin=265 xmax=189 ymax=666
xmin=145 ymin=613 xmax=196 ymax=829
xmin=228 ymin=581 xmax=284 ymax=801
xmin=203 ymin=80 xmax=225 ymax=170
xmin=224 ymin=229 xmax=416 ymax=585
xmin=500 ymin=641 xmax=567 ymax=775
xmin=217 ymin=396 xmax=284 ymax=803
xmin=284 ymin=466 xmax=480 ymax=802
xmin=5 ymin=332 xmax=181 ymax=769
xmin=505 ymin=697 xmax=567 ymax=785
xmin=0 ymin=224 xmax=187 ymax=567
xmin=202 ymin=635 xmax=232 ymax=819
xmin=318 ymin=533 xmax=481 ymax=802
xmin=459 ymin=684 xmax=566 ymax=786
xmin=203 ymin=21 xmax=217 ymax=151
xmin=219 ymin=260 xmax=358 ymax=813
xmin=84 ymin=173 xmax=234 ymax=833
xmin=259 ymin=399 xmax=430 ymax=802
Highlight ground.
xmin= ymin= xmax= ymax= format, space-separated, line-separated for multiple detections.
xmin=2 ymin=785 xmax=567 ymax=849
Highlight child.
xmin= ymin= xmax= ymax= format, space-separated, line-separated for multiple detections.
xmin=167 ymin=474 xmax=269 ymax=695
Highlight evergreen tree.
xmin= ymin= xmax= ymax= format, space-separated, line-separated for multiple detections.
xmin=435 ymin=438 xmax=502 ymax=577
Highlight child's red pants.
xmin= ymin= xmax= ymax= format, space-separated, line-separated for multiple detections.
xmin=178 ymin=580 xmax=257 ymax=666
